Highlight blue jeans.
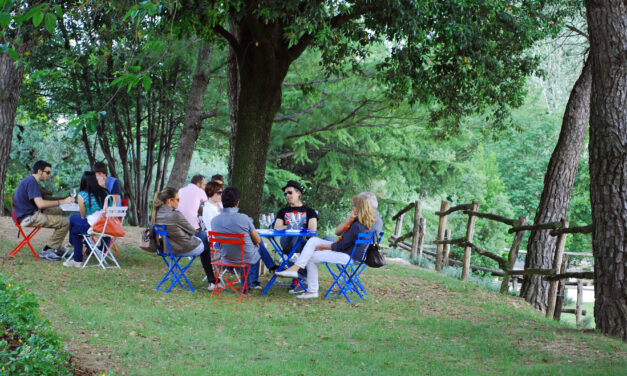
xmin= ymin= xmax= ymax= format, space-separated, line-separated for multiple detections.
xmin=69 ymin=214 xmax=89 ymax=262
xmin=258 ymin=241 xmax=275 ymax=270
xmin=244 ymin=242 xmax=275 ymax=286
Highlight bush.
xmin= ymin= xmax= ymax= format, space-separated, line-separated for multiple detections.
xmin=0 ymin=274 xmax=71 ymax=376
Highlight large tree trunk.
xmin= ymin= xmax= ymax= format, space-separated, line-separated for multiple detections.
xmin=167 ymin=42 xmax=215 ymax=189
xmin=586 ymin=0 xmax=627 ymax=341
xmin=226 ymin=19 xmax=292 ymax=220
xmin=0 ymin=50 xmax=26 ymax=216
xmin=520 ymin=59 xmax=592 ymax=312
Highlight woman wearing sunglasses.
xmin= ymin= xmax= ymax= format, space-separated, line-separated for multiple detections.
xmin=202 ymin=181 xmax=223 ymax=233
xmin=153 ymin=187 xmax=218 ymax=290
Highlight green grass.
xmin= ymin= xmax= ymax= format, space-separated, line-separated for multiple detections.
xmin=1 ymin=240 xmax=625 ymax=375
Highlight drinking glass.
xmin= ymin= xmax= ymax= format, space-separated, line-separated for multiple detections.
xmin=70 ymin=188 xmax=77 ymax=199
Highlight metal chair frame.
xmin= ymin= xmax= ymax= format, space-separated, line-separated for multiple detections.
xmin=8 ymin=198 xmax=41 ymax=260
xmin=324 ymin=231 xmax=376 ymax=303
xmin=82 ymin=195 xmax=127 ymax=269
xmin=209 ymin=231 xmax=252 ymax=303
xmin=153 ymin=224 xmax=203 ymax=293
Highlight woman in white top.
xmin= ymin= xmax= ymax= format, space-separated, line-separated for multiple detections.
xmin=202 ymin=181 xmax=223 ymax=232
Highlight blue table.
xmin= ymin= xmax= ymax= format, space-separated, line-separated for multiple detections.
xmin=258 ymin=228 xmax=317 ymax=296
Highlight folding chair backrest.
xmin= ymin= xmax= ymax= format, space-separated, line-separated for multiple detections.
xmin=208 ymin=231 xmax=245 ymax=263
xmin=9 ymin=198 xmax=19 ymax=227
xmin=152 ymin=224 xmax=172 ymax=256
xmin=93 ymin=195 xmax=128 ymax=237
xmin=349 ymin=231 xmax=375 ymax=263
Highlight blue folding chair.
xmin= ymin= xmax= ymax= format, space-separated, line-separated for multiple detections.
xmin=324 ymin=231 xmax=375 ymax=303
xmin=153 ymin=224 xmax=203 ymax=293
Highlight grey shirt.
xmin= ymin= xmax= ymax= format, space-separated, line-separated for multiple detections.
xmin=211 ymin=207 xmax=261 ymax=265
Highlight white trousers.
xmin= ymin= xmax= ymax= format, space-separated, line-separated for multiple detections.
xmin=294 ymin=237 xmax=350 ymax=293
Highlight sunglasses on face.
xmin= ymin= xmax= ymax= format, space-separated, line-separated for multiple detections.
xmin=284 ymin=191 xmax=294 ymax=196
xmin=169 ymin=197 xmax=180 ymax=202
xmin=43 ymin=170 xmax=51 ymax=175
xmin=216 ymin=191 xmax=223 ymax=195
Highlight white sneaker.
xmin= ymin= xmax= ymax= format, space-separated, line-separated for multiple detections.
xmin=63 ymin=259 xmax=83 ymax=268
xmin=296 ymin=292 xmax=318 ymax=299
xmin=208 ymin=282 xmax=225 ymax=291
xmin=275 ymin=270 xmax=298 ymax=278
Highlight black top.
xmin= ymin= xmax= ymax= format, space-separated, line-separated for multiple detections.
xmin=331 ymin=220 xmax=374 ymax=261
xmin=276 ymin=205 xmax=318 ymax=230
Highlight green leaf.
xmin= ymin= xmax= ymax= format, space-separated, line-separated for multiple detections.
xmin=44 ymin=13 xmax=57 ymax=34
xmin=53 ymin=4 xmax=62 ymax=17
xmin=0 ymin=13 xmax=10 ymax=29
xmin=32 ymin=10 xmax=43 ymax=27
xmin=142 ymin=75 xmax=152 ymax=91
xmin=7 ymin=45 xmax=18 ymax=60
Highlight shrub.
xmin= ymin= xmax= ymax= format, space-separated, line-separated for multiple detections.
xmin=0 ymin=274 xmax=72 ymax=376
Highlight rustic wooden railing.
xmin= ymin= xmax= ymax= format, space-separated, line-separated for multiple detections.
xmin=388 ymin=199 xmax=594 ymax=324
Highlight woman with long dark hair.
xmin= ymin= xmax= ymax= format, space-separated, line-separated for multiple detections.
xmin=64 ymin=172 xmax=109 ymax=267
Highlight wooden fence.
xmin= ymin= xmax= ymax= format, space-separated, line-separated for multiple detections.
xmin=388 ymin=199 xmax=594 ymax=323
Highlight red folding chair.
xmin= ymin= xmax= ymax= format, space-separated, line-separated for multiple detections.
xmin=208 ymin=232 xmax=251 ymax=303
xmin=9 ymin=198 xmax=41 ymax=260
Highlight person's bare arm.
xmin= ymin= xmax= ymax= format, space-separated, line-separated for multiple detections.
xmin=78 ymin=195 xmax=87 ymax=218
xmin=33 ymin=196 xmax=74 ymax=210
xmin=308 ymin=218 xmax=318 ymax=232
xmin=334 ymin=214 xmax=356 ymax=235
xmin=274 ymin=218 xmax=287 ymax=230
xmin=251 ymin=229 xmax=261 ymax=247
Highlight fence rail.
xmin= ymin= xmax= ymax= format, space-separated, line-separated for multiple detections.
xmin=387 ymin=199 xmax=594 ymax=324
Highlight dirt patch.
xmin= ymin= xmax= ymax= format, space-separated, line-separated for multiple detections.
xmin=0 ymin=216 xmax=145 ymax=250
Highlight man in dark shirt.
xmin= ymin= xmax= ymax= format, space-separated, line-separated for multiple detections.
xmin=274 ymin=180 xmax=317 ymax=293
xmin=12 ymin=160 xmax=75 ymax=260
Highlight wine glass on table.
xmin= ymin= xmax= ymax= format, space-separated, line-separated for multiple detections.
xmin=70 ymin=188 xmax=77 ymax=199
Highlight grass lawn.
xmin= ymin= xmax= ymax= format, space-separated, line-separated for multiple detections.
xmin=1 ymin=239 xmax=625 ymax=375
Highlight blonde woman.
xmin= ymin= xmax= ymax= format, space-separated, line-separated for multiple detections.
xmin=276 ymin=195 xmax=376 ymax=299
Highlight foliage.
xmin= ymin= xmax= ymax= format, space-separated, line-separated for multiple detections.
xmin=0 ymin=273 xmax=71 ymax=376
xmin=1 ymin=244 xmax=625 ymax=375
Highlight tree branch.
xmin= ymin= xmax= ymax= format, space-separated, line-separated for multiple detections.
xmin=287 ymin=12 xmax=360 ymax=62
xmin=283 ymin=77 xmax=341 ymax=87
xmin=286 ymin=99 xmax=371 ymax=138
xmin=274 ymin=96 xmax=327 ymax=122
xmin=213 ymin=24 xmax=242 ymax=57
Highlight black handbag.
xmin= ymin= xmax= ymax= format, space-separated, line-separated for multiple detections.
xmin=365 ymin=234 xmax=386 ymax=268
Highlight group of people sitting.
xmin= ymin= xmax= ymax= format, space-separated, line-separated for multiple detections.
xmin=12 ymin=160 xmax=121 ymax=267
xmin=12 ymin=160 xmax=382 ymax=300
xmin=152 ymin=177 xmax=382 ymax=300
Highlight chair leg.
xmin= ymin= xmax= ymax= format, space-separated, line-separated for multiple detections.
xmin=10 ymin=227 xmax=40 ymax=260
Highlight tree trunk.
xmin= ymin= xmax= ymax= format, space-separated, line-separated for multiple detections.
xmin=0 ymin=50 xmax=26 ymax=216
xmin=167 ymin=42 xmax=214 ymax=189
xmin=226 ymin=19 xmax=293 ymax=220
xmin=586 ymin=0 xmax=627 ymax=341
xmin=520 ymin=58 xmax=592 ymax=313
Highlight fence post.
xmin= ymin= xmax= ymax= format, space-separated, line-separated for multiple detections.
xmin=394 ymin=213 xmax=405 ymax=238
xmin=442 ymin=229 xmax=451 ymax=267
xmin=417 ymin=218 xmax=426 ymax=258
xmin=553 ymin=254 xmax=569 ymax=320
xmin=435 ymin=200 xmax=450 ymax=271
xmin=500 ymin=216 xmax=527 ymax=294
xmin=461 ymin=201 xmax=480 ymax=281
xmin=576 ymin=279 xmax=583 ymax=326
xmin=410 ymin=200 xmax=422 ymax=260
xmin=546 ymin=218 xmax=569 ymax=319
